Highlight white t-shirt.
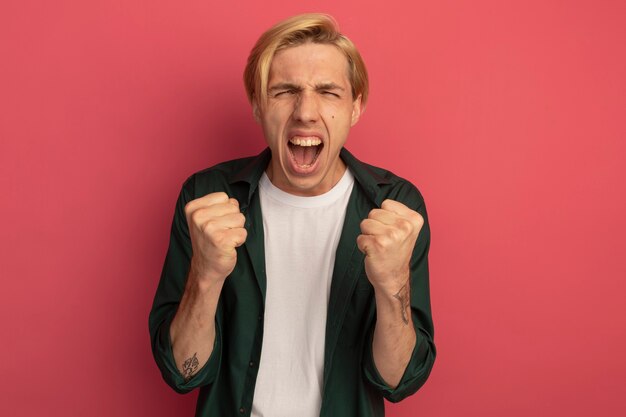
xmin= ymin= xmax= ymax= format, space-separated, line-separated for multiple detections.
xmin=251 ymin=169 xmax=355 ymax=417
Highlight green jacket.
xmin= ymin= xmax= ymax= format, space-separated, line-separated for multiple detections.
xmin=149 ymin=148 xmax=436 ymax=416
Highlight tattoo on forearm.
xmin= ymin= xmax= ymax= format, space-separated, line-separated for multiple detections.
xmin=393 ymin=280 xmax=411 ymax=325
xmin=182 ymin=353 xmax=199 ymax=382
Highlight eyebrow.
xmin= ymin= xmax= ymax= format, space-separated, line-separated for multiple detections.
xmin=268 ymin=82 xmax=346 ymax=92
xmin=315 ymin=83 xmax=345 ymax=92
xmin=268 ymin=83 xmax=301 ymax=93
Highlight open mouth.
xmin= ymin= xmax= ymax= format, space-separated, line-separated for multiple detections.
xmin=287 ymin=137 xmax=323 ymax=168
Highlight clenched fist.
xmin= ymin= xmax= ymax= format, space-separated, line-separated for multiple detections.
xmin=184 ymin=192 xmax=247 ymax=283
xmin=357 ymin=199 xmax=424 ymax=295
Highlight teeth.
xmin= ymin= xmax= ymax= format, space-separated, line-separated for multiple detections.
xmin=289 ymin=137 xmax=321 ymax=147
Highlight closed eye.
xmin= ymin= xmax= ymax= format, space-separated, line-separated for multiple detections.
xmin=274 ymin=89 xmax=298 ymax=97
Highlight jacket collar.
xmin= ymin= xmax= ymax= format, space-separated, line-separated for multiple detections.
xmin=228 ymin=147 xmax=391 ymax=206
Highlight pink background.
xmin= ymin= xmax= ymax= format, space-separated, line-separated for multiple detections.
xmin=1 ymin=0 xmax=625 ymax=416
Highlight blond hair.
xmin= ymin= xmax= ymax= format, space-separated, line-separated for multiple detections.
xmin=243 ymin=13 xmax=369 ymax=106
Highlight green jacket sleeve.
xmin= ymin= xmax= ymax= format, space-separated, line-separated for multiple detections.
xmin=362 ymin=185 xmax=436 ymax=402
xmin=148 ymin=176 xmax=223 ymax=393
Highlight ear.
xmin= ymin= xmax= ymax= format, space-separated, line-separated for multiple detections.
xmin=252 ymin=100 xmax=261 ymax=123
xmin=350 ymin=95 xmax=363 ymax=127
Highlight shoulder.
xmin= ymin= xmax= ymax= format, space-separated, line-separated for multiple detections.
xmin=379 ymin=170 xmax=425 ymax=212
xmin=179 ymin=154 xmax=262 ymax=201
xmin=344 ymin=149 xmax=426 ymax=211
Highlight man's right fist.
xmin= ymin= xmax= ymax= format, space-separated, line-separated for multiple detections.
xmin=184 ymin=192 xmax=247 ymax=283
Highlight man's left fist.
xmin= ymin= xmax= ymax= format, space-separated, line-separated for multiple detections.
xmin=357 ymin=199 xmax=424 ymax=294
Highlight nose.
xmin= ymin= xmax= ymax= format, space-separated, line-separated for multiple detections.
xmin=292 ymin=91 xmax=319 ymax=123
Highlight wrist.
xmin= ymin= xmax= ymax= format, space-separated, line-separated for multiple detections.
xmin=370 ymin=270 xmax=410 ymax=298
xmin=373 ymin=273 xmax=412 ymax=326
xmin=187 ymin=271 xmax=225 ymax=299
xmin=189 ymin=259 xmax=228 ymax=287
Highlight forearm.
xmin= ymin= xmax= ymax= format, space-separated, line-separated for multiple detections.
xmin=371 ymin=278 xmax=417 ymax=388
xmin=169 ymin=267 xmax=224 ymax=381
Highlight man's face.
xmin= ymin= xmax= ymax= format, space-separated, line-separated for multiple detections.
xmin=254 ymin=42 xmax=362 ymax=196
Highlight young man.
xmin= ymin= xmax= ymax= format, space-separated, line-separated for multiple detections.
xmin=149 ymin=13 xmax=435 ymax=417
